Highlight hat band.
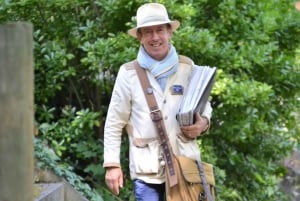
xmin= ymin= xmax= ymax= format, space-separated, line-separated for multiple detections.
xmin=138 ymin=16 xmax=170 ymax=27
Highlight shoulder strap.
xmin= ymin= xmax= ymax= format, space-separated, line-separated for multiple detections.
xmin=197 ymin=159 xmax=214 ymax=201
xmin=134 ymin=61 xmax=178 ymax=187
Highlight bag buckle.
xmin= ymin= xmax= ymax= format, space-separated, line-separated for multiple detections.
xmin=150 ymin=109 xmax=162 ymax=121
xmin=198 ymin=192 xmax=206 ymax=201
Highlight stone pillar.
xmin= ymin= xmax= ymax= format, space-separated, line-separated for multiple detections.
xmin=0 ymin=22 xmax=34 ymax=201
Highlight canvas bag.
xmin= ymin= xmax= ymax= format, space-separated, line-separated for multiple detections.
xmin=166 ymin=155 xmax=215 ymax=201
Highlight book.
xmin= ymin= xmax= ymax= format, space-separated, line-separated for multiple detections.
xmin=177 ymin=65 xmax=217 ymax=126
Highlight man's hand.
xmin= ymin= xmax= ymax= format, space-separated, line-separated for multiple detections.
xmin=181 ymin=113 xmax=209 ymax=139
xmin=105 ymin=167 xmax=123 ymax=195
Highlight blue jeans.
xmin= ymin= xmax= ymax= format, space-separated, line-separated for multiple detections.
xmin=133 ymin=179 xmax=165 ymax=201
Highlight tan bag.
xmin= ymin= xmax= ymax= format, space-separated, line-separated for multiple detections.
xmin=166 ymin=155 xmax=215 ymax=201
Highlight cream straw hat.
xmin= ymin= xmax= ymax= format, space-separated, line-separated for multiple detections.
xmin=128 ymin=3 xmax=180 ymax=38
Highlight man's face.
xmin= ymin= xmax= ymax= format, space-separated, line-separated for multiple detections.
xmin=137 ymin=24 xmax=172 ymax=61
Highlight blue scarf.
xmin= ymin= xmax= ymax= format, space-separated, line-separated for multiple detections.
xmin=137 ymin=45 xmax=179 ymax=91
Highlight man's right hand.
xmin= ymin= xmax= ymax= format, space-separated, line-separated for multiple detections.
xmin=105 ymin=167 xmax=123 ymax=195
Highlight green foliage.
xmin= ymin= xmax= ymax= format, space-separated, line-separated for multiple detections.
xmin=34 ymin=138 xmax=103 ymax=201
xmin=38 ymin=106 xmax=101 ymax=158
xmin=34 ymin=31 xmax=76 ymax=103
xmin=1 ymin=0 xmax=300 ymax=200
xmin=36 ymin=105 xmax=133 ymax=200
xmin=37 ymin=106 xmax=104 ymax=180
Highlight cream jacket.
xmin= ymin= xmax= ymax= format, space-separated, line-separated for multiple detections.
xmin=103 ymin=55 xmax=212 ymax=184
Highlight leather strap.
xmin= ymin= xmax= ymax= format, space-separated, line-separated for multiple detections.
xmin=197 ymin=159 xmax=214 ymax=201
xmin=134 ymin=61 xmax=178 ymax=187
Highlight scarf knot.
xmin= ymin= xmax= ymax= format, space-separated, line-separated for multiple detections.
xmin=137 ymin=45 xmax=179 ymax=91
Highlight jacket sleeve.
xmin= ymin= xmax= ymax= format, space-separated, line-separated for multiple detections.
xmin=103 ymin=65 xmax=132 ymax=168
xmin=200 ymin=101 xmax=213 ymax=133
xmin=201 ymin=101 xmax=212 ymax=120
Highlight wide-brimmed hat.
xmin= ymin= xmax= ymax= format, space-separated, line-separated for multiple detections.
xmin=128 ymin=3 xmax=180 ymax=38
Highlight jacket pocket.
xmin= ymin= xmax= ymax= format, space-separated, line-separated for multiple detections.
xmin=132 ymin=138 xmax=160 ymax=174
xmin=176 ymin=133 xmax=200 ymax=160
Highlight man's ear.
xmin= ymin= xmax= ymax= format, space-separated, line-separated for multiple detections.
xmin=136 ymin=32 xmax=142 ymax=43
xmin=168 ymin=28 xmax=173 ymax=38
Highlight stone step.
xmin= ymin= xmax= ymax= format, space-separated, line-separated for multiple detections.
xmin=34 ymin=165 xmax=89 ymax=201
xmin=34 ymin=182 xmax=89 ymax=201
xmin=34 ymin=183 xmax=64 ymax=201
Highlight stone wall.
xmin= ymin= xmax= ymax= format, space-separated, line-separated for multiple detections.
xmin=281 ymin=149 xmax=300 ymax=201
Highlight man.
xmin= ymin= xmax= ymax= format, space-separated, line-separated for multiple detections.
xmin=103 ymin=3 xmax=212 ymax=201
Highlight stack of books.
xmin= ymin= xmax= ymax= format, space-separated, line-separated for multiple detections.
xmin=177 ymin=65 xmax=217 ymax=126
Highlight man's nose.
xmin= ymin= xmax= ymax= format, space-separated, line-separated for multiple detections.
xmin=152 ymin=31 xmax=160 ymax=39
